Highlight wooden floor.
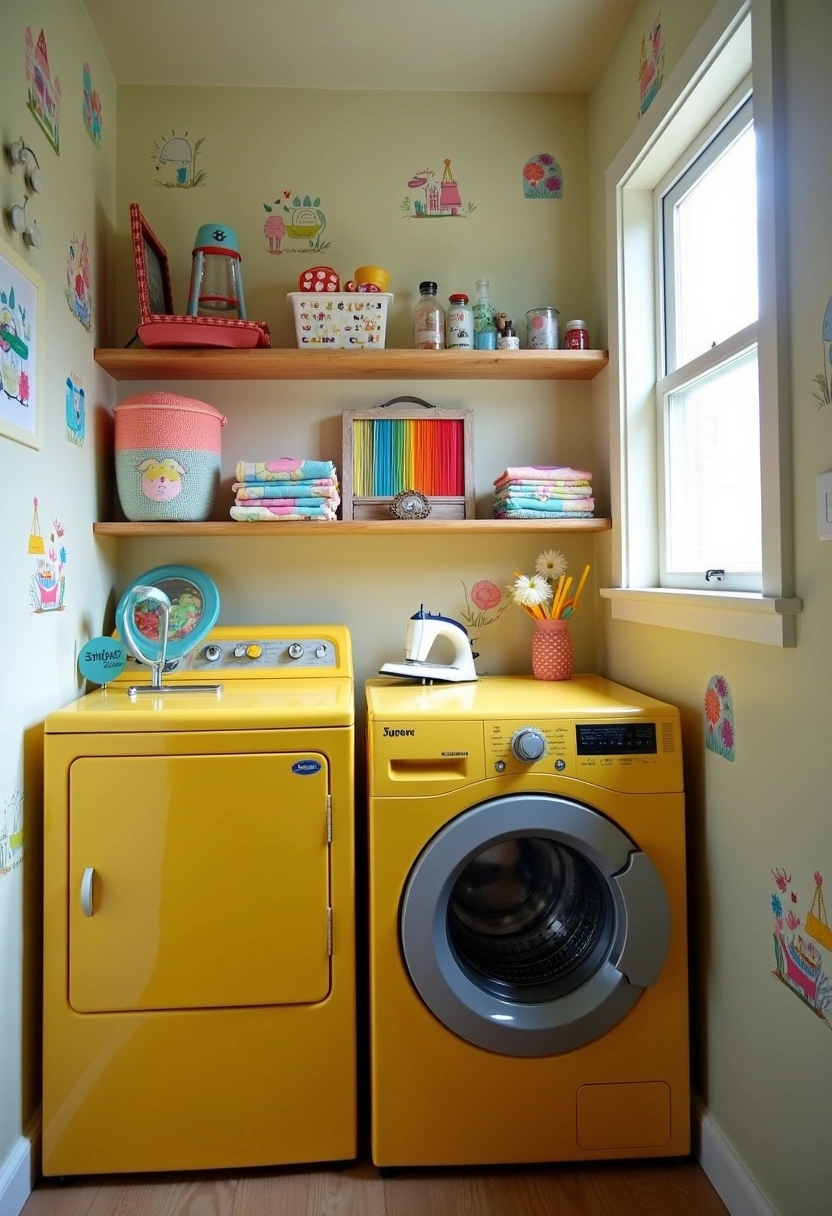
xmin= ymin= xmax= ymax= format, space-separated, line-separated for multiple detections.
xmin=24 ymin=1157 xmax=727 ymax=1215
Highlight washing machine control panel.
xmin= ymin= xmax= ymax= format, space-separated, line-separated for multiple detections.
xmin=186 ymin=637 xmax=338 ymax=670
xmin=485 ymin=717 xmax=681 ymax=791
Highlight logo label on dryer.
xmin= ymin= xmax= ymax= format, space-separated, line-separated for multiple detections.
xmin=383 ymin=727 xmax=415 ymax=737
xmin=292 ymin=759 xmax=322 ymax=775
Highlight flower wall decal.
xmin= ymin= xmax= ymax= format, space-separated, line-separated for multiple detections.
xmin=704 ymin=674 xmax=735 ymax=761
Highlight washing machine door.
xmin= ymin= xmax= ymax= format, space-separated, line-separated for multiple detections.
xmin=400 ymin=794 xmax=670 ymax=1057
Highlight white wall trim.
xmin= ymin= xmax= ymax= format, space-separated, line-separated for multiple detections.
xmin=693 ymin=1096 xmax=779 ymax=1216
xmin=0 ymin=1112 xmax=40 ymax=1216
xmin=600 ymin=586 xmax=801 ymax=646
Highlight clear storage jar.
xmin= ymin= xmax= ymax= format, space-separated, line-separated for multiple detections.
xmin=526 ymin=307 xmax=560 ymax=350
xmin=414 ymin=281 xmax=445 ymax=349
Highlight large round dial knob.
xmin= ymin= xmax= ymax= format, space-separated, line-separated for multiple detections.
xmin=245 ymin=644 xmax=262 ymax=660
xmin=287 ymin=642 xmax=304 ymax=660
xmin=203 ymin=644 xmax=222 ymax=663
xmin=510 ymin=727 xmax=547 ymax=763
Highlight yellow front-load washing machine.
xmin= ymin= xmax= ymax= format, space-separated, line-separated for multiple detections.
xmin=366 ymin=674 xmax=689 ymax=1169
xmin=43 ymin=626 xmax=355 ymax=1177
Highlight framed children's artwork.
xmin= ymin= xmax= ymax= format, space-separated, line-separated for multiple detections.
xmin=0 ymin=236 xmax=44 ymax=450
xmin=130 ymin=201 xmax=174 ymax=321
xmin=128 ymin=202 xmax=270 ymax=348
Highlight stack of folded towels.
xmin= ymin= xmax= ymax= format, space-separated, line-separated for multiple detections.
xmin=493 ymin=465 xmax=594 ymax=519
xmin=230 ymin=458 xmax=340 ymax=522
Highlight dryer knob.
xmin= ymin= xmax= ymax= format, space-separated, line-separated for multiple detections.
xmin=203 ymin=644 xmax=222 ymax=663
xmin=510 ymin=727 xmax=547 ymax=763
xmin=245 ymin=644 xmax=262 ymax=660
xmin=287 ymin=643 xmax=304 ymax=660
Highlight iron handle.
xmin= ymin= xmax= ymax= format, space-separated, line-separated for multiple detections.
xmin=80 ymin=866 xmax=95 ymax=917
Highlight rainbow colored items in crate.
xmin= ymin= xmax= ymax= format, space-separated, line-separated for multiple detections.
xmin=114 ymin=391 xmax=227 ymax=521
xmin=288 ymin=292 xmax=392 ymax=348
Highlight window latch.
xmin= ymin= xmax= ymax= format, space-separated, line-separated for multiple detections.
xmin=705 ymin=568 xmax=725 ymax=582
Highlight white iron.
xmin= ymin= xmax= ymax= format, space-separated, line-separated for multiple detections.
xmin=380 ymin=606 xmax=478 ymax=684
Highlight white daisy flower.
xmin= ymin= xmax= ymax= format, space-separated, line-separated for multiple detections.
xmin=535 ymin=549 xmax=567 ymax=580
xmin=511 ymin=573 xmax=553 ymax=608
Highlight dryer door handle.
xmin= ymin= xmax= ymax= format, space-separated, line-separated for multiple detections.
xmin=80 ymin=866 xmax=95 ymax=917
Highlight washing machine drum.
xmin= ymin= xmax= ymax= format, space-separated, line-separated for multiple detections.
xmin=400 ymin=794 xmax=670 ymax=1058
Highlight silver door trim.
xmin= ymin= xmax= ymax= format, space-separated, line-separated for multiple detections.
xmin=400 ymin=794 xmax=670 ymax=1057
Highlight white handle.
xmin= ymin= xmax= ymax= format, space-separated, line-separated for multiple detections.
xmin=80 ymin=866 xmax=95 ymax=917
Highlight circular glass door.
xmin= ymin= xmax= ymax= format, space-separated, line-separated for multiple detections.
xmin=448 ymin=836 xmax=614 ymax=1004
xmin=400 ymin=794 xmax=670 ymax=1057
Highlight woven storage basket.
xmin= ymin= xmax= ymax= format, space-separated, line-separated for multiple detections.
xmin=114 ymin=391 xmax=227 ymax=521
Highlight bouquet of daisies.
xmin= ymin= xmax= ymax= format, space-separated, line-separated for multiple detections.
xmin=510 ymin=549 xmax=590 ymax=621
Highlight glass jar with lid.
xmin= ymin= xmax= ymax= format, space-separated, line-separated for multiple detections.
xmin=414 ymin=281 xmax=445 ymax=349
xmin=446 ymin=293 xmax=474 ymax=350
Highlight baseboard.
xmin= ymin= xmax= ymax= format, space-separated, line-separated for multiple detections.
xmin=0 ymin=1113 xmax=40 ymax=1216
xmin=692 ymin=1096 xmax=779 ymax=1216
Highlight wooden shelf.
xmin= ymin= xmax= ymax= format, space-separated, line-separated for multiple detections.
xmin=94 ymin=347 xmax=609 ymax=381
xmin=93 ymin=518 xmax=611 ymax=538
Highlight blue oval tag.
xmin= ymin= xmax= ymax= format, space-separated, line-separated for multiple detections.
xmin=292 ymin=759 xmax=322 ymax=776
xmin=79 ymin=635 xmax=127 ymax=684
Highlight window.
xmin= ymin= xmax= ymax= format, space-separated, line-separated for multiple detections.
xmin=602 ymin=0 xmax=800 ymax=646
xmin=658 ymin=96 xmax=761 ymax=592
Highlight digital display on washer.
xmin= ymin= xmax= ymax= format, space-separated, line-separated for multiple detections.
xmin=575 ymin=723 xmax=657 ymax=755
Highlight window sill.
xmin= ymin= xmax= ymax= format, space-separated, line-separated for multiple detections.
xmin=599 ymin=587 xmax=802 ymax=647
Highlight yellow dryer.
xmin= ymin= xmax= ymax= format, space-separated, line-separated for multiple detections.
xmin=43 ymin=626 xmax=355 ymax=1176
xmin=366 ymin=674 xmax=689 ymax=1169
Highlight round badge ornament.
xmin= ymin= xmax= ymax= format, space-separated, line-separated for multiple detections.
xmin=391 ymin=489 xmax=432 ymax=520
xmin=78 ymin=635 xmax=127 ymax=685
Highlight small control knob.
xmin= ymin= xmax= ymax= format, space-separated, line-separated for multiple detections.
xmin=315 ymin=645 xmax=327 ymax=659
xmin=203 ymin=644 xmax=222 ymax=663
xmin=288 ymin=642 xmax=304 ymax=660
xmin=233 ymin=644 xmax=246 ymax=658
xmin=510 ymin=727 xmax=547 ymax=763
xmin=245 ymin=644 xmax=262 ymax=660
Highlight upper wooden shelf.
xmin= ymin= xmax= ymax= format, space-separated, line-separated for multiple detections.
xmin=93 ymin=518 xmax=611 ymax=538
xmin=93 ymin=347 xmax=609 ymax=381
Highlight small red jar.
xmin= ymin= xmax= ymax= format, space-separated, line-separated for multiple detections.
xmin=564 ymin=319 xmax=590 ymax=349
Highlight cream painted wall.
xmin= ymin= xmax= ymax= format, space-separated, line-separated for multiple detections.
xmin=589 ymin=3 xmax=832 ymax=1214
xmin=115 ymin=87 xmax=591 ymax=349
xmin=112 ymin=88 xmax=601 ymax=703
xmin=0 ymin=0 xmax=117 ymax=1182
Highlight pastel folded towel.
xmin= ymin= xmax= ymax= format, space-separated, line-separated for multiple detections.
xmin=495 ymin=487 xmax=593 ymax=503
xmin=494 ymin=481 xmax=593 ymax=496
xmin=494 ymin=497 xmax=595 ymax=514
xmin=236 ymin=459 xmax=337 ymax=483
xmin=230 ymin=503 xmax=337 ymax=522
xmin=493 ymin=466 xmax=592 ymax=486
xmin=494 ymin=508 xmax=595 ymax=519
xmin=234 ymin=481 xmax=338 ymax=500
xmin=235 ymin=495 xmax=340 ymax=510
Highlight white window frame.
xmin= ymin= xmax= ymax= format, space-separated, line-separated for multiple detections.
xmin=601 ymin=0 xmax=801 ymax=646
xmin=658 ymin=91 xmax=759 ymax=593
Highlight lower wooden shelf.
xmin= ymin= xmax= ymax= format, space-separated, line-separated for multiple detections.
xmin=93 ymin=518 xmax=611 ymax=537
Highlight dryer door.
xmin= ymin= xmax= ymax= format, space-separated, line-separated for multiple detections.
xmin=400 ymin=793 xmax=670 ymax=1057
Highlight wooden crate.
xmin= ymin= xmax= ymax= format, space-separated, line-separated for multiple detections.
xmin=341 ymin=397 xmax=474 ymax=521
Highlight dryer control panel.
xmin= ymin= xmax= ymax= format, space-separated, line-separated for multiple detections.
xmin=185 ymin=636 xmax=338 ymax=671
